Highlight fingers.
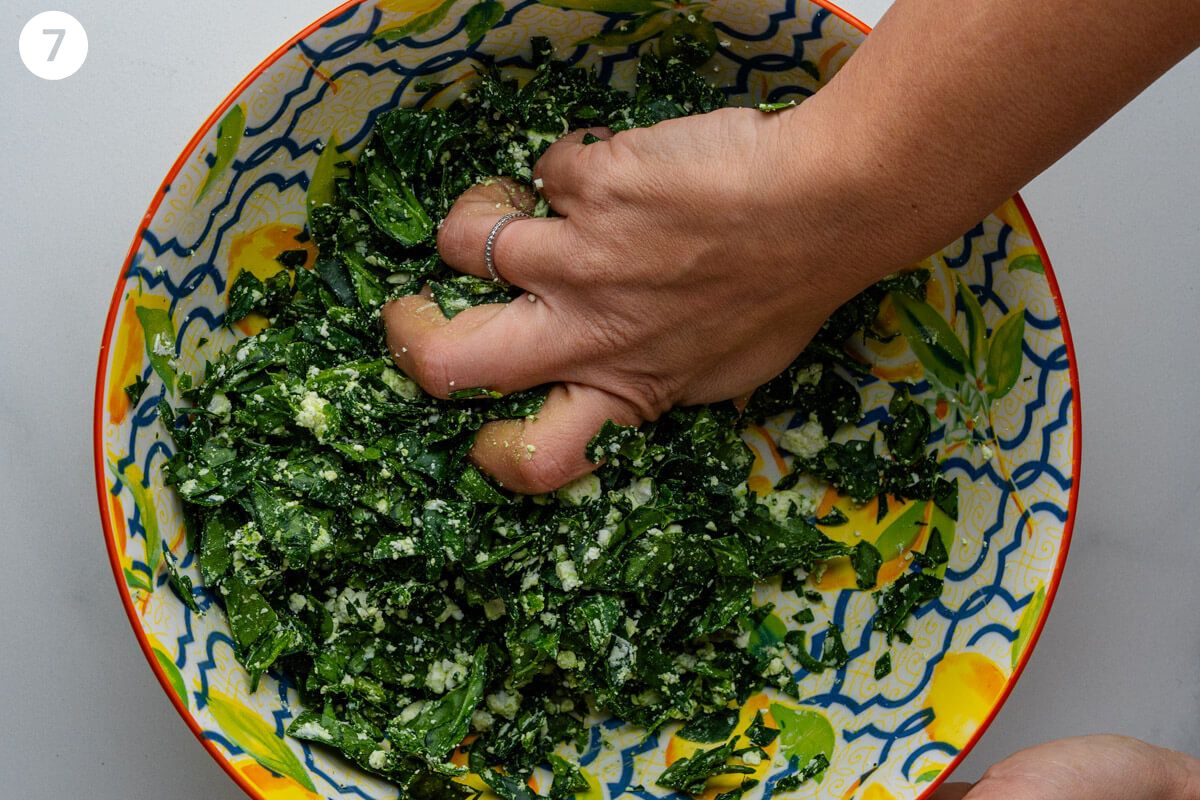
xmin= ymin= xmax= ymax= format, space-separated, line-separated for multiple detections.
xmin=383 ymin=294 xmax=571 ymax=397
xmin=470 ymin=383 xmax=640 ymax=494
xmin=532 ymin=127 xmax=612 ymax=212
xmin=436 ymin=178 xmax=567 ymax=289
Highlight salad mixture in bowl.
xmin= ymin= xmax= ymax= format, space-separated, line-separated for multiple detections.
xmin=94 ymin=2 xmax=1078 ymax=799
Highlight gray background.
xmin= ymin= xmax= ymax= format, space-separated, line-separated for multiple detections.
xmin=1 ymin=1 xmax=1197 ymax=797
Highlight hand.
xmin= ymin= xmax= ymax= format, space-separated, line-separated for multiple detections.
xmin=384 ymin=105 xmax=885 ymax=493
xmin=931 ymin=736 xmax=1200 ymax=800
xmin=384 ymin=0 xmax=1200 ymax=495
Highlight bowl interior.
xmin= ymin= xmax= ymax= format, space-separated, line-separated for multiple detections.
xmin=95 ymin=2 xmax=1077 ymax=798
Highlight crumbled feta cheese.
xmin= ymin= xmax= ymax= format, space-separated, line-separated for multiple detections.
xmin=556 ymin=650 xmax=579 ymax=669
xmin=389 ymin=537 xmax=417 ymax=558
xmin=471 ymin=709 xmax=495 ymax=732
xmin=207 ymin=392 xmax=232 ymax=420
xmin=487 ymin=690 xmax=521 ymax=719
xmin=288 ymin=593 xmax=308 ymax=613
xmin=556 ymin=474 xmax=601 ymax=506
xmin=290 ymin=719 xmax=332 ymax=740
xmin=621 ymin=477 xmax=653 ymax=508
xmin=425 ymin=658 xmax=468 ymax=694
xmin=399 ymin=700 xmax=425 ymax=723
xmin=295 ymin=391 xmax=331 ymax=440
xmin=483 ymin=598 xmax=506 ymax=620
xmin=596 ymin=527 xmax=614 ymax=549
xmin=556 ymin=560 xmax=581 ymax=592
xmin=310 ymin=526 xmax=332 ymax=554
xmin=764 ymin=487 xmax=818 ymax=523
xmin=779 ymin=414 xmax=828 ymax=459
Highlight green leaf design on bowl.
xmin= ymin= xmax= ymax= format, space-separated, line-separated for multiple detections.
xmin=196 ymin=104 xmax=244 ymax=203
xmin=207 ymin=689 xmax=318 ymax=792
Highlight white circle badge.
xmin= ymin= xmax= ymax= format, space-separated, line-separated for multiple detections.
xmin=19 ymin=11 xmax=88 ymax=80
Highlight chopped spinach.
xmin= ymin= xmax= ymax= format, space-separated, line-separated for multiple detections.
xmin=657 ymin=741 xmax=754 ymax=795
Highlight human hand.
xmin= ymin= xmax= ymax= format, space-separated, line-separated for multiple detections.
xmin=930 ymin=735 xmax=1200 ymax=800
xmin=383 ymin=105 xmax=888 ymax=493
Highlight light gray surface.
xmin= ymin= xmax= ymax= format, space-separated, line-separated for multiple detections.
xmin=1 ymin=1 xmax=1197 ymax=798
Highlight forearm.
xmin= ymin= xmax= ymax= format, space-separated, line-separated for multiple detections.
xmin=781 ymin=0 xmax=1200 ymax=284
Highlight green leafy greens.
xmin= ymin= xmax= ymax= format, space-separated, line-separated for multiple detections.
xmin=162 ymin=40 xmax=949 ymax=798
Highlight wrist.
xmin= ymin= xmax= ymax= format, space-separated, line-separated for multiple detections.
xmin=768 ymin=82 xmax=982 ymax=291
xmin=1168 ymin=749 xmax=1200 ymax=800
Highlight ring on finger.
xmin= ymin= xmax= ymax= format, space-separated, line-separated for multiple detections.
xmin=484 ymin=211 xmax=530 ymax=287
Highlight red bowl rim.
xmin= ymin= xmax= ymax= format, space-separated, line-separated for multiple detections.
xmin=92 ymin=2 xmax=1081 ymax=798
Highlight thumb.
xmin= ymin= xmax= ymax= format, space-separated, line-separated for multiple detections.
xmin=470 ymin=383 xmax=640 ymax=494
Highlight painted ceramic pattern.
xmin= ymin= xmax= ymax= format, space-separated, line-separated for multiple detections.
xmin=94 ymin=2 xmax=1078 ymax=798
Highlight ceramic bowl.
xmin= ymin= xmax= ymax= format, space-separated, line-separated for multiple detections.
xmin=93 ymin=1 xmax=1079 ymax=797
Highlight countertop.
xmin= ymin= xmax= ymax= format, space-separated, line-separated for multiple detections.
xmin=1 ymin=1 xmax=1196 ymax=797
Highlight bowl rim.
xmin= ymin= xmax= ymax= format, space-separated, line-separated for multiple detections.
xmin=91 ymin=2 xmax=1080 ymax=798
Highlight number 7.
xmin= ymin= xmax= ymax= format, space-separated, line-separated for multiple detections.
xmin=43 ymin=28 xmax=66 ymax=61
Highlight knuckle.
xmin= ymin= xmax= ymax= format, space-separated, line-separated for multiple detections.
xmin=407 ymin=340 xmax=455 ymax=398
xmin=615 ymin=375 xmax=674 ymax=421
xmin=436 ymin=214 xmax=475 ymax=267
xmin=510 ymin=444 xmax=579 ymax=495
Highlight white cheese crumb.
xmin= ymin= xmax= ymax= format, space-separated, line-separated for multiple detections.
xmin=483 ymin=598 xmax=506 ymax=620
xmin=487 ymin=690 xmax=521 ymax=719
xmin=557 ymin=474 xmax=601 ymax=506
xmin=556 ymin=560 xmax=581 ymax=592
xmin=389 ymin=537 xmax=417 ymax=558
xmin=779 ymin=414 xmax=828 ymax=459
xmin=295 ymin=391 xmax=331 ymax=440
xmin=207 ymin=392 xmax=232 ymax=420
xmin=381 ymin=367 xmax=419 ymax=400
xmin=425 ymin=659 xmax=468 ymax=694
xmin=621 ymin=477 xmax=653 ymax=509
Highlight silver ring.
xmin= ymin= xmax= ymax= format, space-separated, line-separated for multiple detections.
xmin=484 ymin=211 xmax=529 ymax=287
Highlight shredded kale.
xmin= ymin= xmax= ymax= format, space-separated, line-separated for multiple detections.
xmin=125 ymin=375 xmax=150 ymax=406
xmin=773 ymin=752 xmax=831 ymax=791
xmin=657 ymin=741 xmax=755 ymax=795
xmin=874 ymin=652 xmax=892 ymax=680
xmin=851 ymin=541 xmax=884 ymax=590
xmin=162 ymin=40 xmax=949 ymax=796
